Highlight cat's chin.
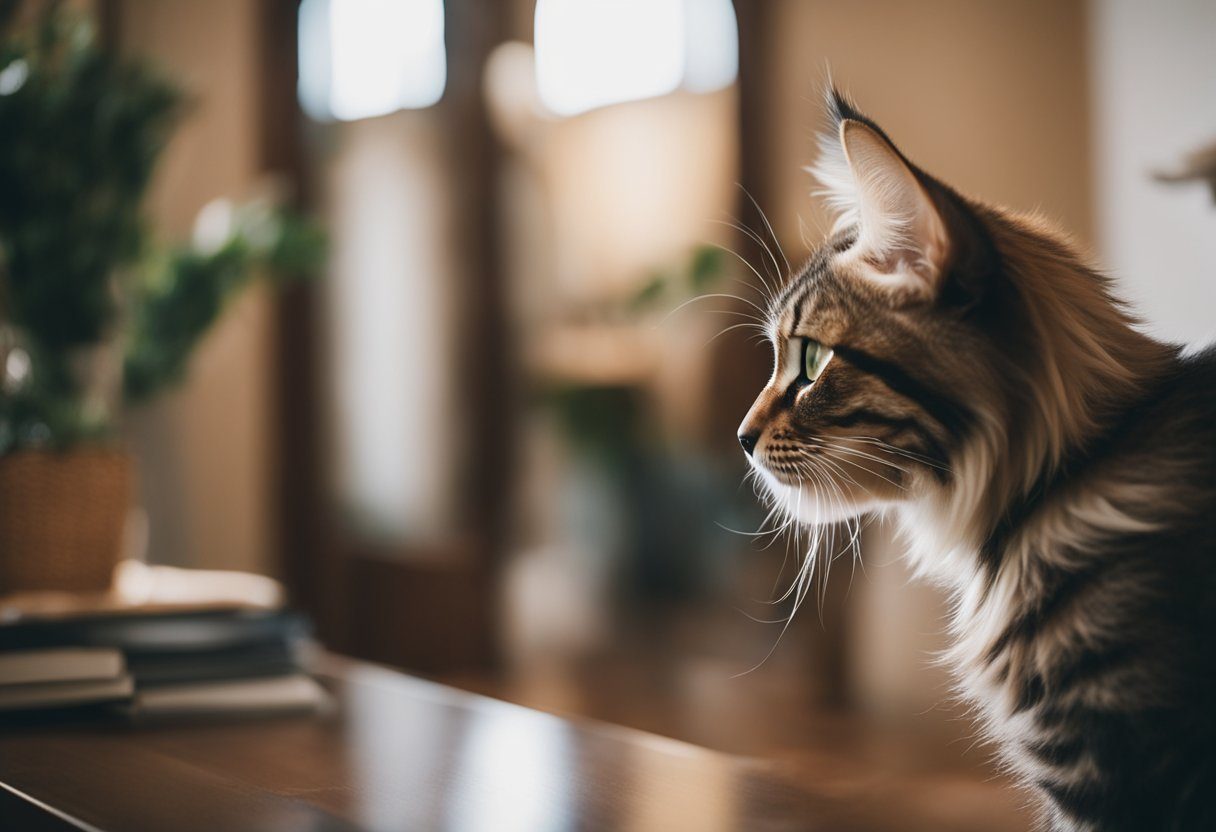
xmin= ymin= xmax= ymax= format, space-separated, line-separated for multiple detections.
xmin=751 ymin=461 xmax=879 ymax=525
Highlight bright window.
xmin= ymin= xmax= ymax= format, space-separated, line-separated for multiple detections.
xmin=298 ymin=0 xmax=446 ymax=122
xmin=683 ymin=0 xmax=739 ymax=93
xmin=534 ymin=0 xmax=738 ymax=117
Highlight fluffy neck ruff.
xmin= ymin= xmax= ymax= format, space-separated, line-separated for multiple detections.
xmin=895 ymin=208 xmax=1176 ymax=594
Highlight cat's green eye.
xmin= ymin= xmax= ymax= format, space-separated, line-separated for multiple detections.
xmin=803 ymin=338 xmax=832 ymax=382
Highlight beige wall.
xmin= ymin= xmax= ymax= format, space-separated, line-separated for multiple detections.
xmin=118 ymin=0 xmax=275 ymax=575
xmin=763 ymin=0 xmax=1093 ymax=251
xmin=758 ymin=0 xmax=1092 ymax=718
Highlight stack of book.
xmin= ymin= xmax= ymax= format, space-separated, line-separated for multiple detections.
xmin=0 ymin=646 xmax=131 ymax=712
xmin=0 ymin=600 xmax=328 ymax=718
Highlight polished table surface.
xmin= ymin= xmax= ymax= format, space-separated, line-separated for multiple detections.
xmin=0 ymin=655 xmax=1005 ymax=831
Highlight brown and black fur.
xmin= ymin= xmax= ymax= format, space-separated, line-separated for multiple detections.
xmin=738 ymin=90 xmax=1216 ymax=831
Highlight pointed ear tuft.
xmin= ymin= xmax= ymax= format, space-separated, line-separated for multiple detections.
xmin=808 ymin=95 xmax=950 ymax=300
xmin=808 ymin=87 xmax=867 ymax=236
xmin=825 ymin=85 xmax=865 ymax=127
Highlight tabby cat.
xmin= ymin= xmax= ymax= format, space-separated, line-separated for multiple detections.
xmin=737 ymin=90 xmax=1216 ymax=831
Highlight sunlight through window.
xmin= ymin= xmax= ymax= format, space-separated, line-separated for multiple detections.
xmin=534 ymin=0 xmax=737 ymax=117
xmin=298 ymin=0 xmax=446 ymax=122
xmin=683 ymin=0 xmax=738 ymax=93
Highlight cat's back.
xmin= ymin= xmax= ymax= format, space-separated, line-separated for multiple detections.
xmin=1133 ymin=344 xmax=1216 ymax=600
xmin=1066 ymin=347 xmax=1216 ymax=830
xmin=1165 ymin=343 xmax=1216 ymax=428
xmin=1137 ymin=343 xmax=1216 ymax=496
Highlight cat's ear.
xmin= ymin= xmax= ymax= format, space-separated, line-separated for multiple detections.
xmin=811 ymin=94 xmax=951 ymax=301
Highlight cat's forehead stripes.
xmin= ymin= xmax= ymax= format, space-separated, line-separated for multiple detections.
xmin=768 ymin=235 xmax=840 ymax=319
xmin=771 ymin=268 xmax=854 ymax=345
xmin=769 ymin=230 xmax=870 ymax=342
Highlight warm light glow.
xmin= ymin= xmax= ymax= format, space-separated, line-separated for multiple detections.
xmin=298 ymin=0 xmax=446 ymax=122
xmin=535 ymin=0 xmax=685 ymax=116
xmin=533 ymin=0 xmax=738 ymax=117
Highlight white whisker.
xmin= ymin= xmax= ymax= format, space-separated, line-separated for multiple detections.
xmin=711 ymin=220 xmax=780 ymax=294
xmin=660 ymin=292 xmax=768 ymax=327
xmin=738 ymin=183 xmax=791 ymax=278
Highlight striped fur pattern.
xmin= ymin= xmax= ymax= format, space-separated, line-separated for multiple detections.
xmin=738 ymin=90 xmax=1216 ymax=830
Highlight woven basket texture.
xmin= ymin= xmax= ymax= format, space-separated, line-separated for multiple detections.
xmin=0 ymin=450 xmax=133 ymax=593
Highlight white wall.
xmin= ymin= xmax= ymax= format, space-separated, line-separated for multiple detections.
xmin=1090 ymin=0 xmax=1216 ymax=347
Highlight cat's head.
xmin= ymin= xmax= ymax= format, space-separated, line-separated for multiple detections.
xmin=739 ymin=90 xmax=1081 ymax=532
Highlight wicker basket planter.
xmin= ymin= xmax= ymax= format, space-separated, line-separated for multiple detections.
xmin=0 ymin=449 xmax=134 ymax=594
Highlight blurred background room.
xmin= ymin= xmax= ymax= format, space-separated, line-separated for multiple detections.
xmin=2 ymin=0 xmax=1214 ymax=828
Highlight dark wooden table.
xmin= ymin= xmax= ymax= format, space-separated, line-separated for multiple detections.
xmin=0 ymin=655 xmax=1012 ymax=831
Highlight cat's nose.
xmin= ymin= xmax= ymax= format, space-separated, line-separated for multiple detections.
xmin=738 ymin=432 xmax=759 ymax=456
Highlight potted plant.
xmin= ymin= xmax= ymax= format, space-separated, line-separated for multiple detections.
xmin=0 ymin=5 xmax=322 ymax=593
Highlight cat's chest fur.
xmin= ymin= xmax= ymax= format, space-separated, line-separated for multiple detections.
xmin=894 ymin=447 xmax=1216 ymax=832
